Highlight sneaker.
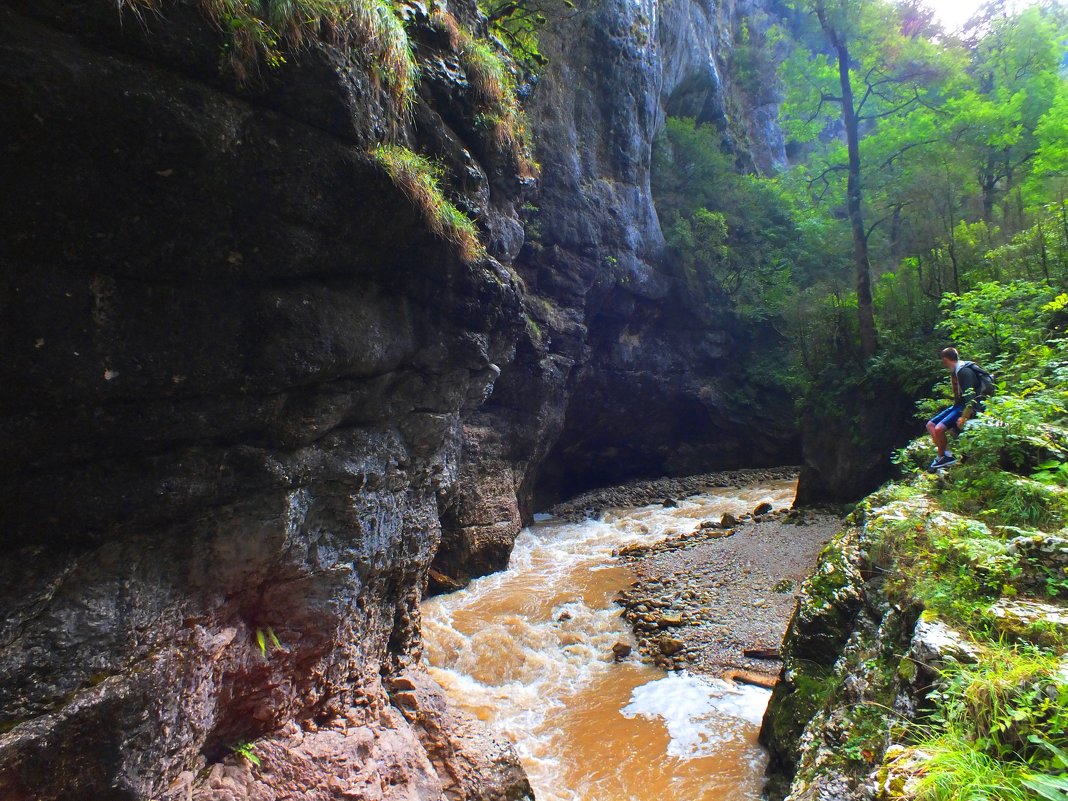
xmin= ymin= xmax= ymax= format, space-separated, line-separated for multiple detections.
xmin=930 ymin=454 xmax=957 ymax=470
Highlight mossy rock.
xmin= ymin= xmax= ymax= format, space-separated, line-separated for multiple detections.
xmin=786 ymin=530 xmax=865 ymax=666
xmin=987 ymin=598 xmax=1068 ymax=647
xmin=760 ymin=666 xmax=832 ymax=773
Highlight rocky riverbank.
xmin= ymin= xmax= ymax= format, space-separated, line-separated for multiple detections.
xmin=548 ymin=467 xmax=803 ymax=522
xmin=554 ymin=470 xmax=843 ymax=679
xmin=614 ymin=508 xmax=842 ymax=677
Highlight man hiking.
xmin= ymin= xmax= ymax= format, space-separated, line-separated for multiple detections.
xmin=926 ymin=347 xmax=994 ymax=470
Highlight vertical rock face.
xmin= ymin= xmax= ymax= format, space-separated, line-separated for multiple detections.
xmin=435 ymin=0 xmax=797 ymax=583
xmin=526 ymin=0 xmax=797 ymax=501
xmin=0 ymin=1 xmax=531 ymax=798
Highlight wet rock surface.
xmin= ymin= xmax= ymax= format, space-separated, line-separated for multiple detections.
xmin=0 ymin=1 xmax=530 ymax=798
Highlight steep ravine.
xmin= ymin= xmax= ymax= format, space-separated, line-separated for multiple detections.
xmin=434 ymin=0 xmax=801 ymax=585
xmin=3 ymin=0 xmax=803 ymax=797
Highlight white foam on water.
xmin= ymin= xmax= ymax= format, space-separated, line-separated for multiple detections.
xmin=421 ymin=479 xmax=798 ymax=800
xmin=621 ymin=672 xmax=772 ymax=760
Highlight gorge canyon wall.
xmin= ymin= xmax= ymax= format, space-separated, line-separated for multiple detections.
xmin=1 ymin=0 xmax=799 ymax=796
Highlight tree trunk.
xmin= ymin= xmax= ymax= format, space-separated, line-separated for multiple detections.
xmin=1037 ymin=215 xmax=1050 ymax=284
xmin=980 ymin=153 xmax=997 ymax=222
xmin=830 ymin=34 xmax=878 ymax=358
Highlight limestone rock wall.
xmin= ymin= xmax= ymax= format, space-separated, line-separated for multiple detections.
xmin=0 ymin=1 xmax=530 ymax=797
xmin=434 ymin=0 xmax=798 ymax=584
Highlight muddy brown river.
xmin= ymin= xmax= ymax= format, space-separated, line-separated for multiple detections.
xmin=422 ymin=480 xmax=797 ymax=801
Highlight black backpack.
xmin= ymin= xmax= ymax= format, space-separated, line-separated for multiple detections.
xmin=963 ymin=361 xmax=996 ymax=399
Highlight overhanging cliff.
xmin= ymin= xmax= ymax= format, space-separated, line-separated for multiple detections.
xmin=1 ymin=0 xmax=801 ymax=795
xmin=0 ymin=1 xmax=530 ymax=797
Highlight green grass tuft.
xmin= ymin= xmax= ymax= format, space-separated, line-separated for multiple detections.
xmin=430 ymin=9 xmax=538 ymax=177
xmin=371 ymin=144 xmax=484 ymax=262
xmin=123 ymin=0 xmax=418 ymax=102
xmin=909 ymin=645 xmax=1068 ymax=801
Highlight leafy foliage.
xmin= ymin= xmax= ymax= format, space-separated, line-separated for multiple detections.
xmin=478 ymin=0 xmax=572 ymax=72
xmin=231 ymin=740 xmax=262 ymax=766
xmin=652 ymin=117 xmax=799 ymax=322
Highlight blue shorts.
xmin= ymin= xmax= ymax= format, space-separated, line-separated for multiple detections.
xmin=929 ymin=405 xmax=964 ymax=431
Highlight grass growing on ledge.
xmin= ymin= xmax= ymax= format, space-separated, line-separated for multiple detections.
xmin=371 ymin=144 xmax=483 ymax=262
xmin=124 ymin=0 xmax=418 ymax=102
xmin=893 ymin=644 xmax=1068 ymax=801
xmin=429 ymin=9 xmax=539 ymax=178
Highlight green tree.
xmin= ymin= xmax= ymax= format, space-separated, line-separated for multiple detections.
xmin=652 ymin=118 xmax=797 ymax=321
xmin=950 ymin=3 xmax=1065 ymax=224
xmin=781 ymin=0 xmax=949 ymax=357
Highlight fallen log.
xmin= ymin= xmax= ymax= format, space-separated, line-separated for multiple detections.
xmin=722 ymin=668 xmax=779 ymax=689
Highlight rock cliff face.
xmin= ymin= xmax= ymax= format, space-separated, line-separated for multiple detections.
xmin=2 ymin=0 xmax=797 ymax=795
xmin=435 ymin=0 xmax=800 ymax=583
xmin=0 ymin=1 xmax=530 ymax=797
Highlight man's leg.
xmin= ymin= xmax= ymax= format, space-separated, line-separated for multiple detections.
xmin=931 ymin=423 xmax=949 ymax=457
xmin=927 ymin=406 xmax=960 ymax=460
xmin=927 ymin=415 xmax=949 ymax=458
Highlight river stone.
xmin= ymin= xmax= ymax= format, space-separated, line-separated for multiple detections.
xmin=658 ymin=636 xmax=685 ymax=656
xmin=612 ymin=642 xmax=633 ymax=660
xmin=754 ymin=502 xmax=773 ymax=516
xmin=721 ymin=513 xmax=739 ymax=527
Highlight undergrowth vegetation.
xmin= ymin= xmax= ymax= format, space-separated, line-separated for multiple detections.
xmin=842 ymin=286 xmax=1068 ymax=800
xmin=370 ymin=144 xmax=483 ymax=261
xmin=772 ymin=276 xmax=1067 ymax=800
xmin=124 ymin=0 xmax=418 ymax=100
xmin=915 ymin=647 xmax=1068 ymax=801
